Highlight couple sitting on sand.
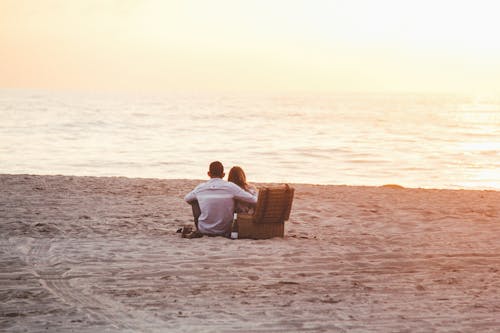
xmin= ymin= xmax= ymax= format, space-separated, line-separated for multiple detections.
xmin=184 ymin=161 xmax=258 ymax=238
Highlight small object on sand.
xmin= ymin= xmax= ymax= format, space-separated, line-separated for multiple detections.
xmin=184 ymin=230 xmax=203 ymax=239
xmin=181 ymin=225 xmax=193 ymax=237
xmin=381 ymin=184 xmax=404 ymax=189
xmin=180 ymin=225 xmax=203 ymax=238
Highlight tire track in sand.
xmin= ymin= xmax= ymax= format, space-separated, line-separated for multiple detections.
xmin=21 ymin=237 xmax=164 ymax=332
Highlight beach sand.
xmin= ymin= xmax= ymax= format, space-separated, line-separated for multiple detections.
xmin=1 ymin=174 xmax=500 ymax=332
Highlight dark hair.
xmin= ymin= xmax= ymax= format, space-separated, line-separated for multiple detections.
xmin=228 ymin=166 xmax=248 ymax=190
xmin=209 ymin=161 xmax=224 ymax=178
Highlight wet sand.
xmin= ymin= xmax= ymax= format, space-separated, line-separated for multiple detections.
xmin=1 ymin=174 xmax=500 ymax=332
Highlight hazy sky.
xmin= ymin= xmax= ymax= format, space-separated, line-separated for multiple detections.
xmin=1 ymin=0 xmax=500 ymax=94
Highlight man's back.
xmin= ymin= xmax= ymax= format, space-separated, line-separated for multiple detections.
xmin=185 ymin=178 xmax=257 ymax=235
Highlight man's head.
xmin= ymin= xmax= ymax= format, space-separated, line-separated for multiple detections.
xmin=208 ymin=161 xmax=225 ymax=179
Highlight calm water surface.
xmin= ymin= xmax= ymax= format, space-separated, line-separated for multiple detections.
xmin=1 ymin=90 xmax=499 ymax=190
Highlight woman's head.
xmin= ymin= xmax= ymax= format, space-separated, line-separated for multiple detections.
xmin=228 ymin=166 xmax=247 ymax=190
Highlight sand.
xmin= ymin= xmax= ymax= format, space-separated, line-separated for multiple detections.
xmin=1 ymin=174 xmax=500 ymax=332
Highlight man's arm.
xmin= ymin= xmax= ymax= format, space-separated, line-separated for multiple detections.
xmin=232 ymin=185 xmax=258 ymax=204
xmin=184 ymin=189 xmax=197 ymax=203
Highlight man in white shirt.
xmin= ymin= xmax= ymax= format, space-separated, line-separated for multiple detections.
xmin=184 ymin=161 xmax=257 ymax=236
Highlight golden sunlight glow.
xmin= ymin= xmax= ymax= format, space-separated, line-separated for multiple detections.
xmin=1 ymin=0 xmax=500 ymax=93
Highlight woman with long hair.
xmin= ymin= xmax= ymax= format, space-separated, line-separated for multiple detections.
xmin=228 ymin=166 xmax=257 ymax=214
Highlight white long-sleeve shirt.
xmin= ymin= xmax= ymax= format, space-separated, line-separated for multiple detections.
xmin=184 ymin=178 xmax=258 ymax=235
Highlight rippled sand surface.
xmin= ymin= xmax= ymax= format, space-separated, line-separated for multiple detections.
xmin=1 ymin=174 xmax=500 ymax=332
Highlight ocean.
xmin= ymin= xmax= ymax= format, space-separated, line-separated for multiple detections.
xmin=1 ymin=90 xmax=499 ymax=190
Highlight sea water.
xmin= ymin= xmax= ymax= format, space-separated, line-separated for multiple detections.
xmin=1 ymin=90 xmax=499 ymax=190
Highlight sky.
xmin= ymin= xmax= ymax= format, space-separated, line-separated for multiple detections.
xmin=1 ymin=0 xmax=500 ymax=94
